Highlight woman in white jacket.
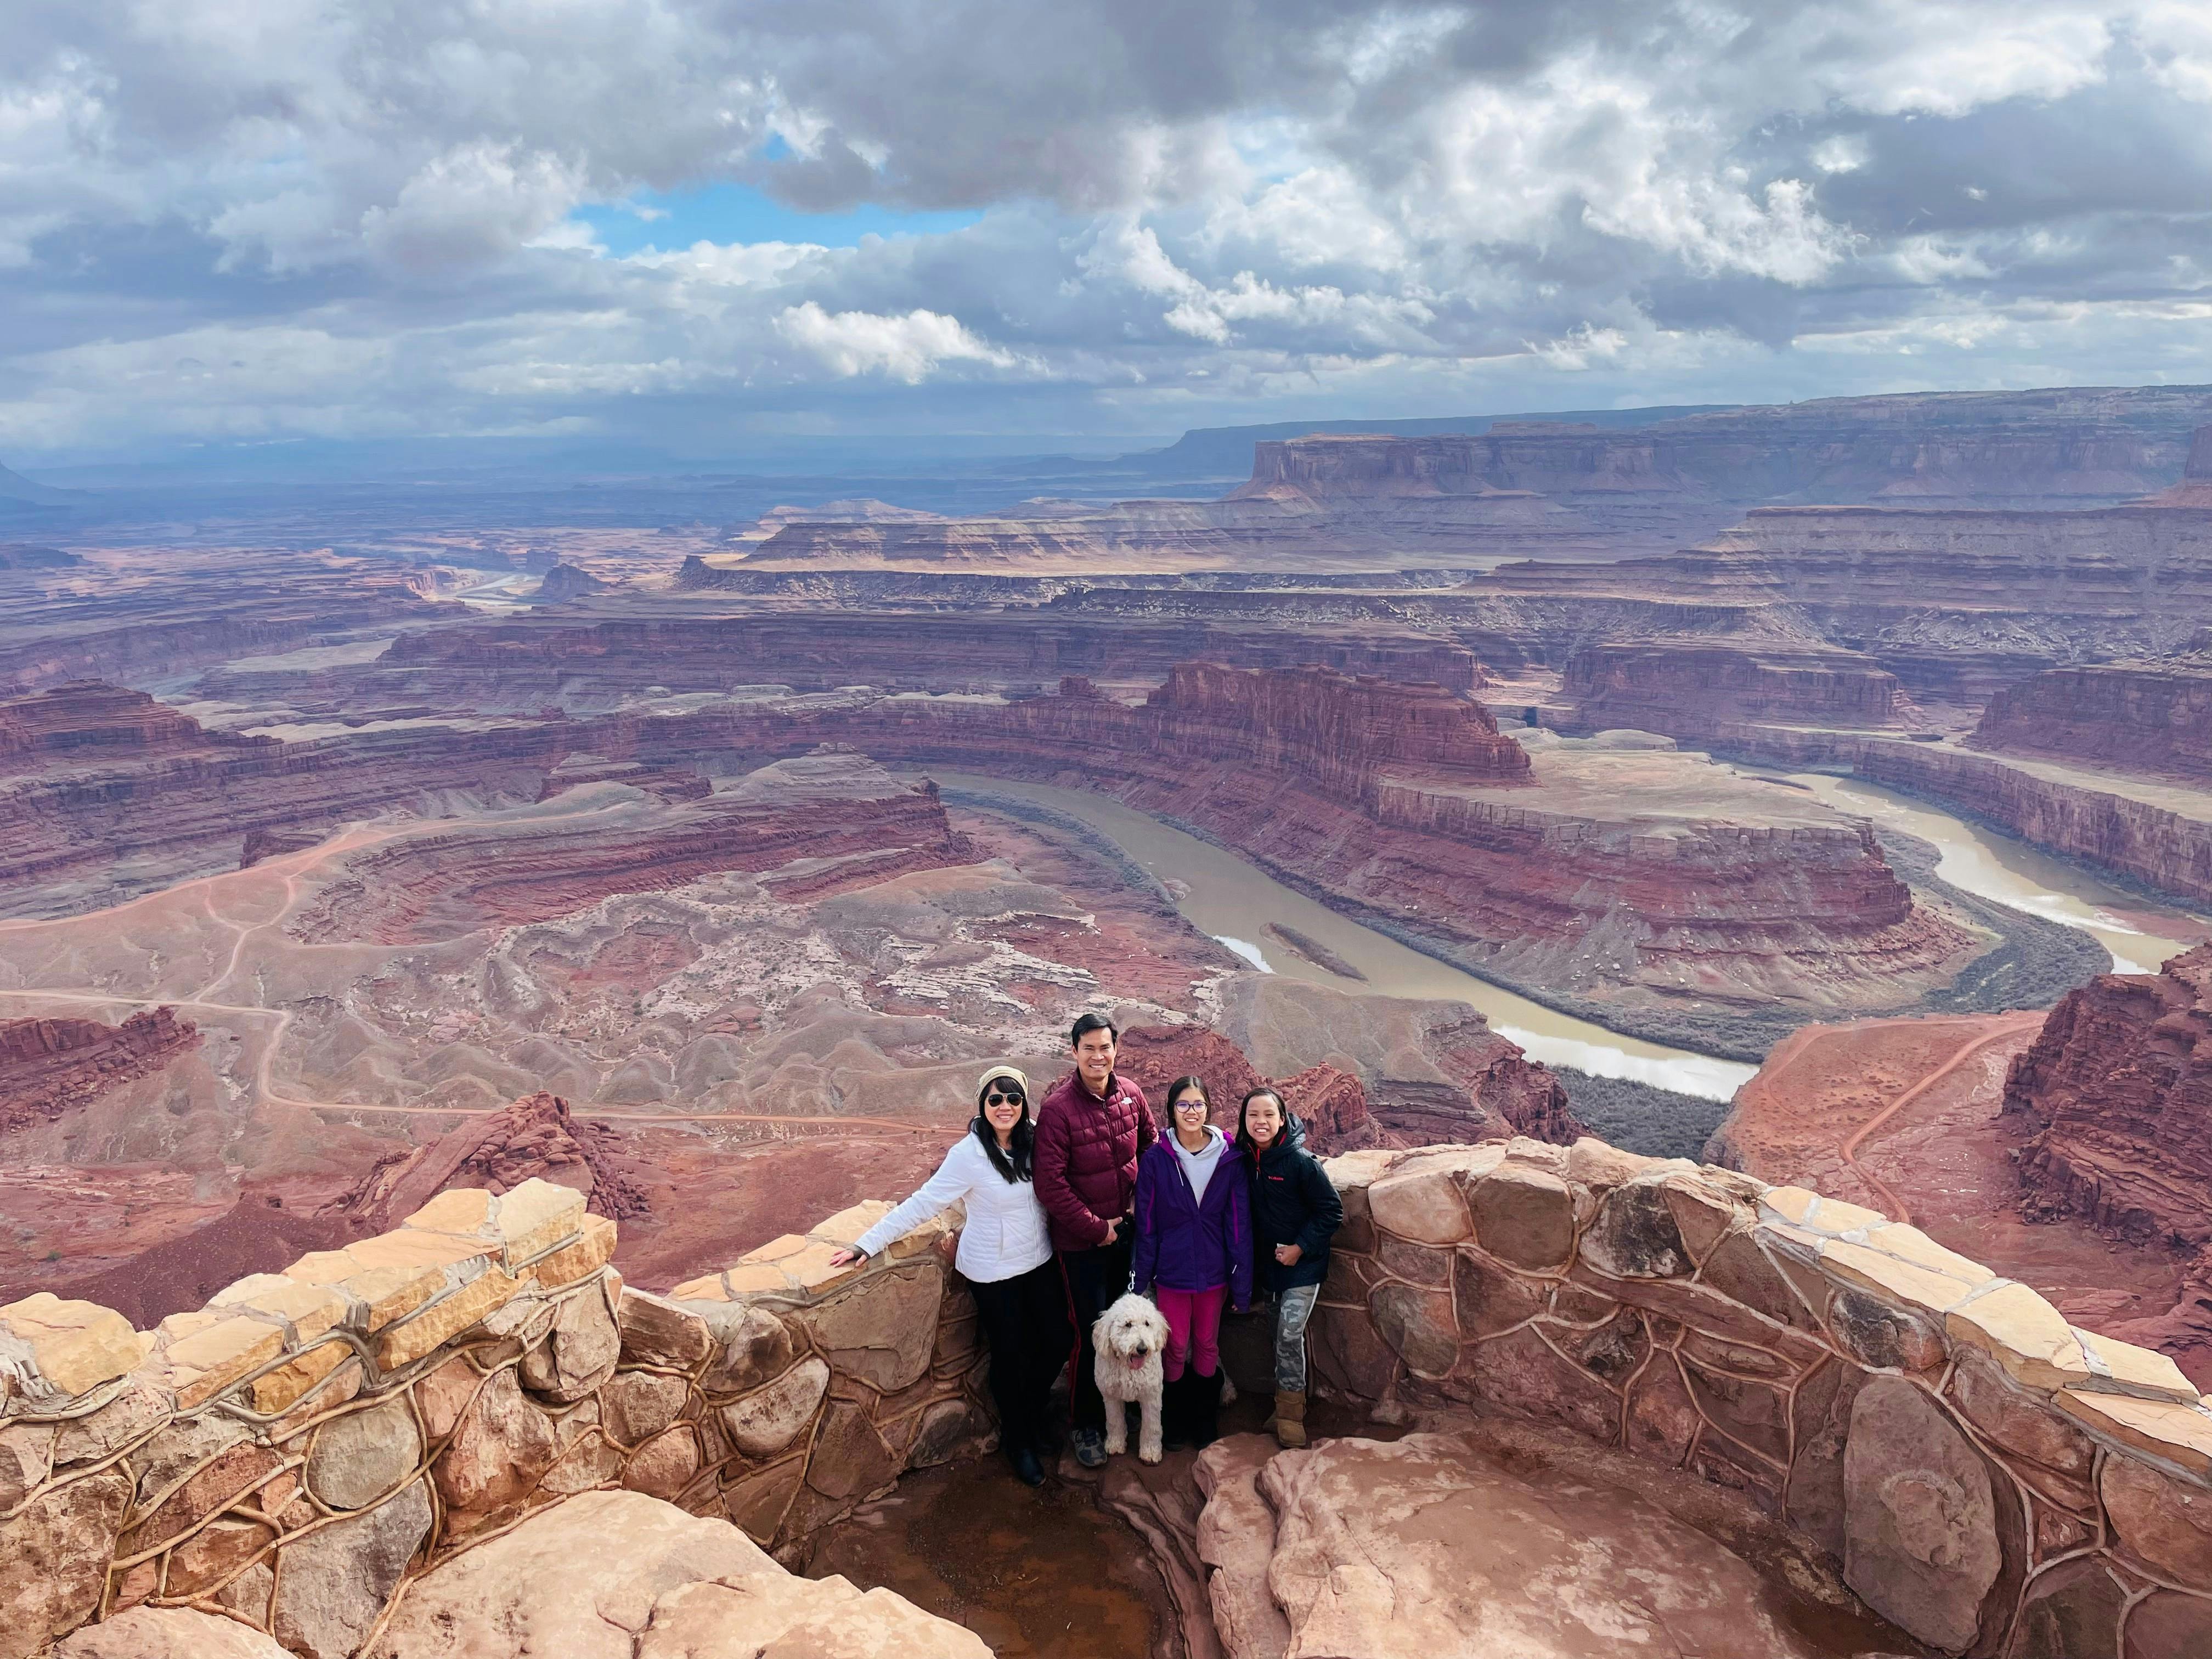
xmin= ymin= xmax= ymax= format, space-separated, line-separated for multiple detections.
xmin=828 ymin=1064 xmax=1071 ymax=1486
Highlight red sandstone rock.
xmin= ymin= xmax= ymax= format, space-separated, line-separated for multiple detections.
xmin=0 ymin=1009 xmax=200 ymax=1134
xmin=288 ymin=752 xmax=977 ymax=943
xmin=534 ymin=754 xmax=711 ymax=803
xmin=0 ymin=681 xmax=262 ymax=775
xmin=0 ymin=665 xmax=1961 ymax=1017
xmin=2002 ymin=946 xmax=2212 ymax=1252
xmin=533 ymin=563 xmax=610 ymax=602
xmin=1972 ymin=656 xmax=2212 ymax=781
xmin=1562 ymin=640 xmax=1914 ymax=737
xmin=0 ymin=549 xmax=453 ymax=698
xmin=359 ymin=606 xmax=1485 ymax=707
xmin=330 ymin=1090 xmax=651 ymax=1228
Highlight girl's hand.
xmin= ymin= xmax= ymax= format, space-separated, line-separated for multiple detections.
xmin=827 ymin=1247 xmax=865 ymax=1269
xmin=1274 ymin=1243 xmax=1303 ymax=1266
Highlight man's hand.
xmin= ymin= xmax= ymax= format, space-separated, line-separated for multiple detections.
xmin=1274 ymin=1243 xmax=1302 ymax=1266
xmin=1100 ymin=1217 xmax=1122 ymax=1245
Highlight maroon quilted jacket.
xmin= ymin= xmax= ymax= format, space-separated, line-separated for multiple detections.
xmin=1032 ymin=1069 xmax=1157 ymax=1251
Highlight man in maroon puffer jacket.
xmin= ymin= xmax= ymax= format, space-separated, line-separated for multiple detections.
xmin=1034 ymin=1011 xmax=1157 ymax=1466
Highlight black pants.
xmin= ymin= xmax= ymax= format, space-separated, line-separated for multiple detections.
xmin=967 ymin=1258 xmax=1074 ymax=1455
xmin=1058 ymin=1235 xmax=1132 ymax=1433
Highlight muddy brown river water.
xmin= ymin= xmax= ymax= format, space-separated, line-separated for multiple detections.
xmin=931 ymin=768 xmax=2212 ymax=1105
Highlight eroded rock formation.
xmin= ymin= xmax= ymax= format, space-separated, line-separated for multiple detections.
xmin=0 ymin=668 xmax=1976 ymax=1035
xmin=0 ymin=1182 xmax=996 ymax=1659
xmin=0 ymin=1009 xmax=200 ymax=1134
xmin=2004 ymin=947 xmax=2212 ymax=1255
xmin=1973 ymin=654 xmax=2212 ymax=780
xmin=330 ymin=1090 xmax=651 ymax=1229
xmin=286 ymin=752 xmax=977 ymax=944
xmin=1561 ymin=640 xmax=1915 ymax=737
xmin=343 ymin=603 xmax=1485 ymax=708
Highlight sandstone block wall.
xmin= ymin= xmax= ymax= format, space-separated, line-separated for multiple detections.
xmin=1308 ymin=1137 xmax=2212 ymax=1658
xmin=0 ymin=1181 xmax=991 ymax=1659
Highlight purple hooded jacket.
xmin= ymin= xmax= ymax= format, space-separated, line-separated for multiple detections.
xmin=1131 ymin=1130 xmax=1254 ymax=1309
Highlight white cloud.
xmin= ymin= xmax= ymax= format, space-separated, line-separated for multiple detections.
xmin=1 ymin=0 xmax=2209 ymax=452
xmin=361 ymin=143 xmax=590 ymax=271
xmin=775 ymin=301 xmax=1026 ymax=381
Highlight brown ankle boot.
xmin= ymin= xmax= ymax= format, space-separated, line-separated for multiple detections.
xmin=1273 ymin=1390 xmax=1308 ymax=1448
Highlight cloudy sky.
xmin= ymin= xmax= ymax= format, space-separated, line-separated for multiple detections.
xmin=5 ymin=0 xmax=2211 ymax=459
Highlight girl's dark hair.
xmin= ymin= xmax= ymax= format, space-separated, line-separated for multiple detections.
xmin=973 ymin=1076 xmax=1035 ymax=1184
xmin=1165 ymin=1075 xmax=1209 ymax=1110
xmin=1235 ymin=1086 xmax=1298 ymax=1159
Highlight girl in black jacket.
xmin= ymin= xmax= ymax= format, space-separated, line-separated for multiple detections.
xmin=1235 ymin=1087 xmax=1342 ymax=1447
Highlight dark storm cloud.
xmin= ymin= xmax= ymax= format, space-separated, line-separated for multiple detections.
xmin=2 ymin=1 xmax=2208 ymax=453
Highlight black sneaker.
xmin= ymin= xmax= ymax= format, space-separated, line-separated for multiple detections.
xmin=1073 ymin=1427 xmax=1108 ymax=1468
xmin=1009 ymin=1446 xmax=1046 ymax=1487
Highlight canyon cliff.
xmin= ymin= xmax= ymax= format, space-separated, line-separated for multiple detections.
xmin=1560 ymin=640 xmax=1914 ymax=738
xmin=352 ymin=600 xmax=1485 ymax=709
xmin=1972 ymin=655 xmax=2212 ymax=781
xmin=2000 ymin=947 xmax=2212 ymax=1381
xmin=0 ymin=668 xmax=1979 ymax=1041
xmin=2002 ymin=945 xmax=2212 ymax=1254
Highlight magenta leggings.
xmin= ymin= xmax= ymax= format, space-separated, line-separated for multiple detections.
xmin=1155 ymin=1284 xmax=1227 ymax=1381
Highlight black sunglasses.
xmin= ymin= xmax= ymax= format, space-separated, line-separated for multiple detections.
xmin=983 ymin=1089 xmax=1026 ymax=1107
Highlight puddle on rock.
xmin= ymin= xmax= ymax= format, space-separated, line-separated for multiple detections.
xmin=804 ymin=1453 xmax=1167 ymax=1658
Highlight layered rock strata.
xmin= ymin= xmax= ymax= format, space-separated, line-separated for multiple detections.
xmin=0 ymin=550 xmax=453 ymax=697
xmin=1560 ymin=640 xmax=1915 ymax=737
xmin=329 ymin=1090 xmax=650 ymax=1229
xmin=2003 ymin=947 xmax=2212 ymax=1256
xmin=802 ymin=668 xmax=1965 ymax=1025
xmin=318 ymin=602 xmax=1485 ymax=709
xmin=0 ymin=1010 xmax=200 ymax=1135
xmin=1973 ymin=656 xmax=2212 ymax=781
xmin=284 ymin=752 xmax=978 ymax=945
xmin=1713 ymin=727 xmax=2212 ymax=907
xmin=1306 ymin=1137 xmax=2212 ymax=1657
xmin=0 ymin=669 xmax=1972 ymax=1029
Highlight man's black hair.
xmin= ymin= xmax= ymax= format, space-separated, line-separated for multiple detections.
xmin=1069 ymin=1011 xmax=1119 ymax=1047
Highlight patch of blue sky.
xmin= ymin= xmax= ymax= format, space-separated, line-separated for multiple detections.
xmin=575 ymin=181 xmax=983 ymax=256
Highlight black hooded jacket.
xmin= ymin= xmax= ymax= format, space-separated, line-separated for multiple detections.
xmin=1246 ymin=1118 xmax=1343 ymax=1294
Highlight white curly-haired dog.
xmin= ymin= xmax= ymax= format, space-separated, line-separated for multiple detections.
xmin=1093 ymin=1292 xmax=1170 ymax=1463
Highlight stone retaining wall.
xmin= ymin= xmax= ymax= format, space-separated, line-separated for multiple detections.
xmin=18 ymin=1137 xmax=2212 ymax=1658
xmin=0 ymin=1182 xmax=990 ymax=1659
xmin=1308 ymin=1137 xmax=2212 ymax=1657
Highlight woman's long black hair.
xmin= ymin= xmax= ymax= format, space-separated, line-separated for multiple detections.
xmin=972 ymin=1076 xmax=1035 ymax=1184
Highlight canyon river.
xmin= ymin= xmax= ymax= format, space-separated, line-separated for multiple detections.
xmin=1775 ymin=771 xmax=2212 ymax=974
xmin=936 ymin=768 xmax=2212 ymax=1104
xmin=933 ymin=772 xmax=1759 ymax=1102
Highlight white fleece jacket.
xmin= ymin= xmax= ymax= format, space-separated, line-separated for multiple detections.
xmin=850 ymin=1133 xmax=1054 ymax=1283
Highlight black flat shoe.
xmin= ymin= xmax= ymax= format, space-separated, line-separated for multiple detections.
xmin=1009 ymin=1446 xmax=1046 ymax=1487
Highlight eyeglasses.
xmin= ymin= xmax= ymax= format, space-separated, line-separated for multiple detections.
xmin=983 ymin=1091 xmax=1025 ymax=1108
xmin=1172 ymin=1098 xmax=1209 ymax=1112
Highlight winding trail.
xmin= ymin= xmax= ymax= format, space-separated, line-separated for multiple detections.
xmin=1832 ymin=1012 xmax=2046 ymax=1224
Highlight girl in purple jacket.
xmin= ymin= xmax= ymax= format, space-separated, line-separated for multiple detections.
xmin=1131 ymin=1076 xmax=1252 ymax=1448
